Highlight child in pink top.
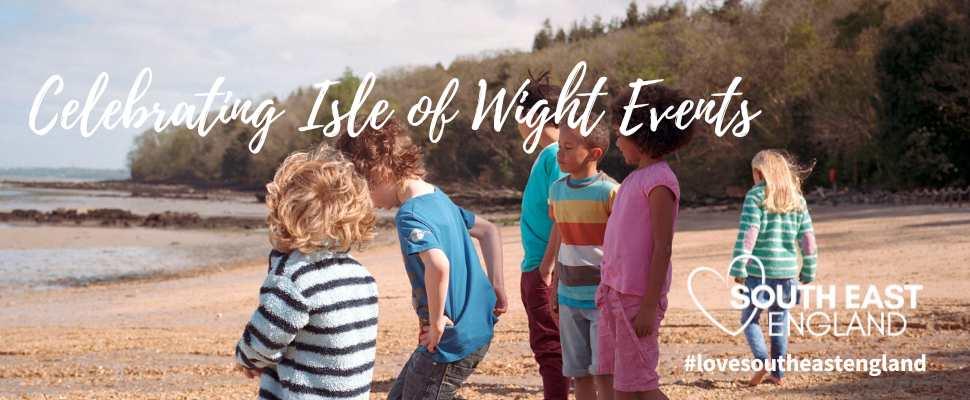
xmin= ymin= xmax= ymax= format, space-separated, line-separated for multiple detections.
xmin=597 ymin=84 xmax=696 ymax=400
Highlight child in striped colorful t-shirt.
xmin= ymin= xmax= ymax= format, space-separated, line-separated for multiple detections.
xmin=729 ymin=149 xmax=819 ymax=386
xmin=545 ymin=122 xmax=617 ymax=400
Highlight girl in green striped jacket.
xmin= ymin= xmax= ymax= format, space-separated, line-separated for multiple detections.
xmin=729 ymin=149 xmax=818 ymax=386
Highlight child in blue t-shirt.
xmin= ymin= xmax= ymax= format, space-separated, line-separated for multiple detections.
xmin=337 ymin=119 xmax=508 ymax=400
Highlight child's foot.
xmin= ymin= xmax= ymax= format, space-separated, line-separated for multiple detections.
xmin=748 ymin=370 xmax=769 ymax=386
xmin=766 ymin=376 xmax=783 ymax=386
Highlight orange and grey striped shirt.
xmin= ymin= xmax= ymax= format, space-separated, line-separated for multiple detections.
xmin=549 ymin=172 xmax=619 ymax=309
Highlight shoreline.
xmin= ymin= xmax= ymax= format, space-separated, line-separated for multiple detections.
xmin=3 ymin=202 xmax=966 ymax=292
xmin=5 ymin=179 xmax=970 ymax=225
xmin=1 ymin=179 xmax=259 ymax=201
xmin=0 ymin=208 xmax=267 ymax=230
xmin=0 ymin=223 xmax=402 ymax=292
xmin=0 ymin=225 xmax=270 ymax=292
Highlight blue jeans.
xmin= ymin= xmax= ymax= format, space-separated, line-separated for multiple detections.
xmin=387 ymin=340 xmax=490 ymax=400
xmin=741 ymin=277 xmax=797 ymax=379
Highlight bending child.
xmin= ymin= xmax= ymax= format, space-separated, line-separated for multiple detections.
xmin=336 ymin=119 xmax=507 ymax=400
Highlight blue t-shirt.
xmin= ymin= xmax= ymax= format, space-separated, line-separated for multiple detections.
xmin=395 ymin=188 xmax=497 ymax=363
xmin=520 ymin=143 xmax=566 ymax=271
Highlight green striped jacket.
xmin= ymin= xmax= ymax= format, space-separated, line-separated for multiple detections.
xmin=729 ymin=183 xmax=818 ymax=281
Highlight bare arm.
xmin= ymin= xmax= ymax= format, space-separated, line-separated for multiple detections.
xmin=469 ymin=216 xmax=504 ymax=292
xmin=469 ymin=216 xmax=508 ymax=316
xmin=550 ymin=260 xmax=560 ymax=312
xmin=537 ymin=224 xmax=561 ymax=285
xmin=418 ymin=249 xmax=450 ymax=352
xmin=634 ymin=186 xmax=675 ymax=337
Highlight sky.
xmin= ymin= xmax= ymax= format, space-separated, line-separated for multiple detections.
xmin=0 ymin=0 xmax=677 ymax=170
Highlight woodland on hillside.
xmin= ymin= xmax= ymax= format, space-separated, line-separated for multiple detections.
xmin=127 ymin=0 xmax=970 ymax=200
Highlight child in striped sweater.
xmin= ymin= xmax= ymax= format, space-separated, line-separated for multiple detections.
xmin=235 ymin=144 xmax=379 ymax=400
xmin=729 ymin=149 xmax=818 ymax=386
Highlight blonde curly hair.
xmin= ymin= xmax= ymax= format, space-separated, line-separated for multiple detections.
xmin=265 ymin=144 xmax=376 ymax=254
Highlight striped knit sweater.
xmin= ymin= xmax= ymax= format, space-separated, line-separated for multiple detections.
xmin=729 ymin=183 xmax=819 ymax=281
xmin=235 ymin=250 xmax=378 ymax=400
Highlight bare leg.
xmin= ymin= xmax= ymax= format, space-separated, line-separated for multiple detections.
xmin=616 ymin=389 xmax=668 ymax=400
xmin=643 ymin=389 xmax=668 ymax=400
xmin=600 ymin=374 xmax=617 ymax=400
xmin=594 ymin=375 xmax=614 ymax=400
xmin=574 ymin=376 xmax=596 ymax=400
xmin=615 ymin=391 xmax=638 ymax=400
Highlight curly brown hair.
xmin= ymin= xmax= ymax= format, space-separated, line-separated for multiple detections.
xmin=265 ymin=144 xmax=375 ymax=254
xmin=610 ymin=84 xmax=696 ymax=158
xmin=522 ymin=70 xmax=562 ymax=127
xmin=335 ymin=118 xmax=426 ymax=185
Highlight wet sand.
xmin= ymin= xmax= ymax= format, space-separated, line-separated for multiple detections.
xmin=1 ymin=205 xmax=969 ymax=399
xmin=0 ymin=225 xmax=268 ymax=290
xmin=0 ymin=185 xmax=266 ymax=218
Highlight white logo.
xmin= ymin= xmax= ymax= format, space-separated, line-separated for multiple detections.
xmin=687 ymin=255 xmax=766 ymax=336
xmin=409 ymin=229 xmax=426 ymax=242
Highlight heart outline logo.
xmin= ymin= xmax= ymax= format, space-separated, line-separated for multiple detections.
xmin=688 ymin=254 xmax=766 ymax=336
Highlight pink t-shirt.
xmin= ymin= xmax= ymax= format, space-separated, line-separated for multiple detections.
xmin=600 ymin=161 xmax=680 ymax=297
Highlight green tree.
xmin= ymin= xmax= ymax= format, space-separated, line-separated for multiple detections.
xmin=533 ymin=19 xmax=553 ymax=51
xmin=554 ymin=27 xmax=567 ymax=44
xmin=624 ymin=1 xmax=640 ymax=28
xmin=590 ymin=16 xmax=606 ymax=36
xmin=220 ymin=129 xmax=251 ymax=185
xmin=834 ymin=1 xmax=888 ymax=49
xmin=875 ymin=2 xmax=970 ymax=187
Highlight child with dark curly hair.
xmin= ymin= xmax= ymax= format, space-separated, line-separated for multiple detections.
xmin=336 ymin=118 xmax=508 ymax=400
xmin=596 ymin=84 xmax=696 ymax=400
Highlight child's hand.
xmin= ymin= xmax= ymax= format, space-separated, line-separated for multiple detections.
xmin=540 ymin=269 xmax=553 ymax=287
xmin=733 ymin=276 xmax=746 ymax=284
xmin=494 ymin=287 xmax=509 ymax=317
xmin=419 ymin=315 xmax=454 ymax=353
xmin=234 ymin=364 xmax=261 ymax=379
xmin=633 ymin=305 xmax=658 ymax=337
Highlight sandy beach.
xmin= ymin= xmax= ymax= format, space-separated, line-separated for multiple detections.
xmin=1 ymin=204 xmax=969 ymax=399
xmin=5 ymin=0 xmax=970 ymax=398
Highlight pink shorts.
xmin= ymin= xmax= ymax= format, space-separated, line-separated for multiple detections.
xmin=595 ymin=285 xmax=667 ymax=392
